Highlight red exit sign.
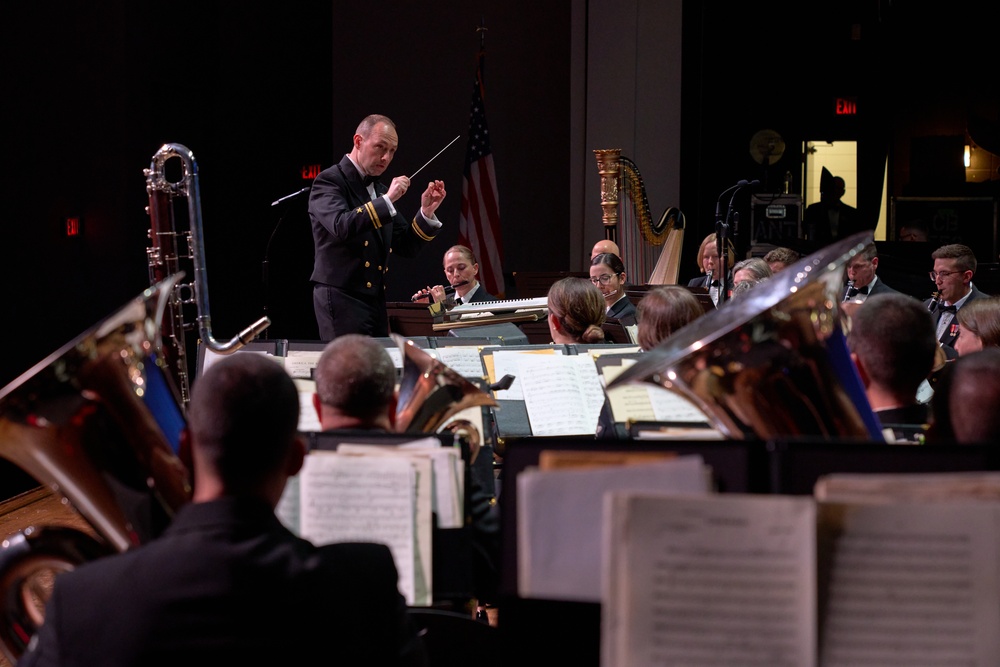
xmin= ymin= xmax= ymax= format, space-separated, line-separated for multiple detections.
xmin=835 ymin=97 xmax=857 ymax=115
xmin=301 ymin=164 xmax=322 ymax=179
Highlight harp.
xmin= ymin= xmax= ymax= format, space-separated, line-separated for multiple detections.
xmin=594 ymin=148 xmax=685 ymax=284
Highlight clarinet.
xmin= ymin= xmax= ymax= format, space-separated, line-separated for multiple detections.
xmin=842 ymin=279 xmax=855 ymax=302
xmin=706 ymin=269 xmax=718 ymax=306
xmin=927 ymin=291 xmax=942 ymax=312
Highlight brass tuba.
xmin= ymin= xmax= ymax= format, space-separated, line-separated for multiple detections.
xmin=392 ymin=334 xmax=498 ymax=462
xmin=0 ymin=277 xmax=193 ymax=664
xmin=145 ymin=143 xmax=270 ymax=407
xmin=608 ymin=231 xmax=884 ymax=441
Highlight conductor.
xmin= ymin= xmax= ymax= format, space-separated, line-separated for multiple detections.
xmin=309 ymin=114 xmax=447 ymax=340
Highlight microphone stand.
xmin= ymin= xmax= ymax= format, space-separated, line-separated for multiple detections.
xmin=715 ymin=179 xmax=760 ymax=306
xmin=262 ymin=186 xmax=312 ymax=339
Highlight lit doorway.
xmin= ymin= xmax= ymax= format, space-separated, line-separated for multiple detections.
xmin=803 ymin=140 xmax=888 ymax=240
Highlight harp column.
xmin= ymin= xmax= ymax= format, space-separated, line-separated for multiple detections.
xmin=594 ymin=148 xmax=621 ymax=243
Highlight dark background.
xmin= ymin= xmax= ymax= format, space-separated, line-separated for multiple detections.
xmin=2 ymin=0 xmax=998 ymax=389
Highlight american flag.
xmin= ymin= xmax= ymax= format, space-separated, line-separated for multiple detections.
xmin=458 ymin=49 xmax=504 ymax=298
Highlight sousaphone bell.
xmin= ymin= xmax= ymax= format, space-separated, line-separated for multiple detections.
xmin=609 ymin=231 xmax=884 ymax=441
xmin=0 ymin=276 xmax=193 ymax=664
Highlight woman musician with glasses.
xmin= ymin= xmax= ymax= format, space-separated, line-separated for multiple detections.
xmin=590 ymin=252 xmax=636 ymax=320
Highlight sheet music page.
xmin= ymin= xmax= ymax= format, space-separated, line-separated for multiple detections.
xmin=602 ymin=493 xmax=816 ymax=667
xmin=298 ymin=452 xmax=423 ymax=605
xmin=201 ymin=348 xmax=280 ymax=375
xmin=815 ymin=472 xmax=1000 ymax=503
xmin=284 ymin=350 xmax=322 ymax=380
xmin=646 ymin=384 xmax=709 ymax=423
xmin=489 ymin=348 xmax=561 ymax=400
xmin=518 ymin=354 xmax=605 ymax=436
xmin=337 ymin=440 xmax=464 ymax=529
xmin=431 ymin=346 xmax=487 ymax=378
xmin=601 ymin=359 xmax=708 ymax=424
xmin=817 ymin=501 xmax=1000 ymax=666
xmin=516 ymin=455 xmax=710 ymax=603
xmin=275 ymin=474 xmax=300 ymax=535
xmin=293 ymin=378 xmax=322 ymax=432
xmin=602 ymin=364 xmax=656 ymax=421
xmin=385 ymin=346 xmax=403 ymax=370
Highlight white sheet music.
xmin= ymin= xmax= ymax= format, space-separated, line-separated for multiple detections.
xmin=298 ymin=453 xmax=425 ymax=605
xmin=818 ymin=501 xmax=1000 ymax=666
xmin=431 ymin=346 xmax=486 ymax=378
xmin=602 ymin=361 xmax=708 ymax=424
xmin=294 ymin=378 xmax=322 ymax=432
xmin=517 ymin=456 xmax=710 ymax=603
xmin=490 ymin=348 xmax=562 ymax=400
xmin=518 ymin=354 xmax=606 ymax=436
xmin=603 ymin=493 xmax=816 ymax=667
xmin=450 ymin=296 xmax=548 ymax=315
xmin=284 ymin=350 xmax=322 ymax=380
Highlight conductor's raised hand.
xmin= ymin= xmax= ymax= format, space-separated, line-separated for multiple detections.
xmin=420 ymin=180 xmax=447 ymax=218
xmin=387 ymin=175 xmax=410 ymax=202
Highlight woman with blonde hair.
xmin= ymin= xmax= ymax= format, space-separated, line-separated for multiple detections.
xmin=686 ymin=232 xmax=734 ymax=306
xmin=547 ymin=277 xmax=606 ymax=344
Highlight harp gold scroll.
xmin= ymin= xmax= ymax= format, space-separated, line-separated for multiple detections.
xmin=594 ymin=148 xmax=685 ymax=285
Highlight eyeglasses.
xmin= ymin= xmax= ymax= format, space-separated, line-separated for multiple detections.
xmin=929 ymin=269 xmax=964 ymax=281
xmin=590 ymin=273 xmax=620 ymax=285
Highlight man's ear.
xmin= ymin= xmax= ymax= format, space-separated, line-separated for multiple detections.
xmin=388 ymin=392 xmax=399 ymax=429
xmin=871 ymin=256 xmax=879 ymax=271
xmin=286 ymin=435 xmax=306 ymax=477
xmin=850 ymin=351 xmax=871 ymax=388
xmin=312 ymin=393 xmax=323 ymax=425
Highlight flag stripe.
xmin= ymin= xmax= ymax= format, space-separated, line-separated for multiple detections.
xmin=458 ymin=50 xmax=504 ymax=297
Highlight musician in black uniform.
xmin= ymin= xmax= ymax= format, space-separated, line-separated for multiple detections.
xmin=309 ymin=114 xmax=447 ymax=340
xmin=923 ymin=243 xmax=989 ymax=357
xmin=687 ymin=232 xmax=733 ymax=307
xmin=411 ymin=245 xmax=496 ymax=305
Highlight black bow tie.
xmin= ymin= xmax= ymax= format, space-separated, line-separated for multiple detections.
xmin=709 ymin=280 xmax=721 ymax=287
xmin=938 ymin=304 xmax=958 ymax=314
xmin=362 ymin=174 xmax=379 ymax=187
xmin=847 ymin=285 xmax=869 ymax=298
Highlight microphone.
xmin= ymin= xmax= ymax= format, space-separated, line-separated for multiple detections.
xmin=410 ymin=280 xmax=470 ymax=302
xmin=270 ymin=187 xmax=310 ymax=207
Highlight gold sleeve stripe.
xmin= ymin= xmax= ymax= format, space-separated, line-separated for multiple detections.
xmin=411 ymin=217 xmax=434 ymax=241
xmin=365 ymin=201 xmax=382 ymax=230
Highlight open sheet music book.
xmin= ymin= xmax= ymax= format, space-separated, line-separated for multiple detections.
xmin=516 ymin=454 xmax=711 ymax=602
xmin=275 ymin=437 xmax=459 ymax=606
xmin=602 ymin=490 xmax=1000 ymax=667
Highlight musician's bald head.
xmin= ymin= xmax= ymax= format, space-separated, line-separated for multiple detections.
xmin=591 ymin=239 xmax=620 ymax=260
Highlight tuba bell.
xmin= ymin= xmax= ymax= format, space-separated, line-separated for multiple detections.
xmin=392 ymin=334 xmax=498 ymax=463
xmin=608 ymin=231 xmax=884 ymax=441
xmin=0 ymin=277 xmax=193 ymax=664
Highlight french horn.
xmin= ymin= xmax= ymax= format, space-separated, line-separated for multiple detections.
xmin=608 ymin=231 xmax=884 ymax=441
xmin=392 ymin=334 xmax=498 ymax=463
xmin=0 ymin=276 xmax=192 ymax=664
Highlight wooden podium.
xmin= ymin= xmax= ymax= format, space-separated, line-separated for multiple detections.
xmin=387 ymin=302 xmax=441 ymax=338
